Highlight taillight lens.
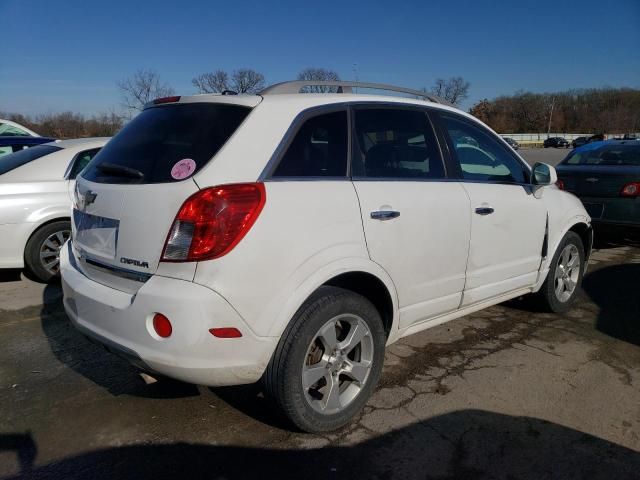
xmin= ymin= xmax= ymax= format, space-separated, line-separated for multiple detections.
xmin=162 ymin=183 xmax=266 ymax=262
xmin=556 ymin=179 xmax=565 ymax=190
xmin=620 ymin=182 xmax=640 ymax=197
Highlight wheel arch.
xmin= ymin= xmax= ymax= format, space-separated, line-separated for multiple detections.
xmin=267 ymin=259 xmax=400 ymax=343
xmin=23 ymin=216 xmax=71 ymax=258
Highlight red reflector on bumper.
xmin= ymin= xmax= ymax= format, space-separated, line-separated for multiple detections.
xmin=209 ymin=328 xmax=242 ymax=338
xmin=153 ymin=313 xmax=172 ymax=338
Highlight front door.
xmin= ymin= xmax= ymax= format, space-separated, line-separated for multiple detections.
xmin=437 ymin=112 xmax=547 ymax=306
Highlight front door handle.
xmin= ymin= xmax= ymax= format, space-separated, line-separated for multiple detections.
xmin=370 ymin=210 xmax=400 ymax=221
xmin=475 ymin=206 xmax=495 ymax=215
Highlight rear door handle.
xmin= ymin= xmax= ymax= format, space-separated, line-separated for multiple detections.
xmin=475 ymin=206 xmax=495 ymax=215
xmin=370 ymin=210 xmax=400 ymax=220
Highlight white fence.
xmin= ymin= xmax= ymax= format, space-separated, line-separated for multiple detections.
xmin=501 ymin=133 xmax=640 ymax=142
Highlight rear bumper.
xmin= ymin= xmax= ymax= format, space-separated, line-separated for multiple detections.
xmin=60 ymin=241 xmax=277 ymax=386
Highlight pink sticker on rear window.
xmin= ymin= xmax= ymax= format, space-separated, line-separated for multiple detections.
xmin=171 ymin=158 xmax=196 ymax=180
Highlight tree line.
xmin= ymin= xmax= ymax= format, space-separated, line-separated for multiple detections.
xmin=470 ymin=88 xmax=640 ymax=134
xmin=1 ymin=111 xmax=123 ymax=139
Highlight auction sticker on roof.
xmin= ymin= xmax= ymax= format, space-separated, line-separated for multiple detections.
xmin=171 ymin=158 xmax=197 ymax=180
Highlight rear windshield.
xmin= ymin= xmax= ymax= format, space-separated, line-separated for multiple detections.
xmin=0 ymin=145 xmax=62 ymax=175
xmin=563 ymin=143 xmax=640 ymax=166
xmin=82 ymin=103 xmax=251 ymax=184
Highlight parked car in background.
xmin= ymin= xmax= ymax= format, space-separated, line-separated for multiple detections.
xmin=60 ymin=81 xmax=591 ymax=433
xmin=588 ymin=133 xmax=605 ymax=143
xmin=0 ymin=135 xmax=56 ymax=157
xmin=544 ymin=137 xmax=570 ymax=148
xmin=0 ymin=138 xmax=108 ymax=281
xmin=503 ymin=137 xmax=520 ymax=150
xmin=556 ymin=140 xmax=640 ymax=230
xmin=0 ymin=118 xmax=39 ymax=137
xmin=572 ymin=136 xmax=588 ymax=149
xmin=623 ymin=133 xmax=637 ymax=140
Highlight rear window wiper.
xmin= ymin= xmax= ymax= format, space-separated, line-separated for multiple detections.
xmin=96 ymin=162 xmax=144 ymax=180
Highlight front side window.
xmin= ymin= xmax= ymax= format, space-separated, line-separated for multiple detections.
xmin=352 ymin=108 xmax=445 ymax=179
xmin=441 ymin=113 xmax=528 ymax=184
xmin=272 ymin=110 xmax=348 ymax=177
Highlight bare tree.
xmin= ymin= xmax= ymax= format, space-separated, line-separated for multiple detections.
xmin=192 ymin=70 xmax=229 ymax=94
xmin=117 ymin=69 xmax=175 ymax=113
xmin=191 ymin=68 xmax=265 ymax=94
xmin=231 ymin=69 xmax=265 ymax=94
xmin=297 ymin=67 xmax=341 ymax=93
xmin=429 ymin=77 xmax=470 ymax=106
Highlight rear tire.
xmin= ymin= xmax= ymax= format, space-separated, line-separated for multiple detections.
xmin=24 ymin=221 xmax=71 ymax=283
xmin=536 ymin=231 xmax=584 ymax=313
xmin=264 ymin=286 xmax=386 ymax=433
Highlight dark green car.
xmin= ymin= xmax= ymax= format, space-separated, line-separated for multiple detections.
xmin=556 ymin=140 xmax=640 ymax=229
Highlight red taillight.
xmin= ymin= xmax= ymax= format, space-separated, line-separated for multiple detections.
xmin=153 ymin=96 xmax=181 ymax=104
xmin=556 ymin=179 xmax=565 ymax=190
xmin=620 ymin=182 xmax=640 ymax=197
xmin=162 ymin=183 xmax=266 ymax=262
xmin=209 ymin=327 xmax=242 ymax=338
xmin=153 ymin=313 xmax=172 ymax=338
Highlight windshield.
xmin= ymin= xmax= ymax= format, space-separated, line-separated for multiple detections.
xmin=82 ymin=103 xmax=251 ymax=184
xmin=0 ymin=145 xmax=62 ymax=175
xmin=563 ymin=143 xmax=640 ymax=166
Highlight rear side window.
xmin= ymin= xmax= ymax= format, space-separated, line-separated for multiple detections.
xmin=83 ymin=104 xmax=251 ymax=184
xmin=0 ymin=145 xmax=62 ymax=175
xmin=441 ymin=113 xmax=528 ymax=184
xmin=352 ymin=108 xmax=445 ymax=179
xmin=272 ymin=110 xmax=348 ymax=177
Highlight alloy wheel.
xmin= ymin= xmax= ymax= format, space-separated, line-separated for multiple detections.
xmin=302 ymin=314 xmax=374 ymax=415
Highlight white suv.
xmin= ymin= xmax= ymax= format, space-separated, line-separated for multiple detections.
xmin=60 ymin=81 xmax=591 ymax=432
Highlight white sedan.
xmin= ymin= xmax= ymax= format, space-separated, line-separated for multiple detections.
xmin=0 ymin=138 xmax=108 ymax=281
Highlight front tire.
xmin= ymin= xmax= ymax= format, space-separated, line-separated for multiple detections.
xmin=24 ymin=221 xmax=71 ymax=283
xmin=536 ymin=231 xmax=584 ymax=313
xmin=264 ymin=286 xmax=386 ymax=433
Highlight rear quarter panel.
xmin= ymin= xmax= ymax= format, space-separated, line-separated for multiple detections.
xmin=192 ymin=181 xmax=397 ymax=338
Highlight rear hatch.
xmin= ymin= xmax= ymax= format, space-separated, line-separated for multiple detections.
xmin=71 ymin=100 xmax=254 ymax=293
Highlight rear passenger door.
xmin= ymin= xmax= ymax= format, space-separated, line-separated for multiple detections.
xmin=351 ymin=106 xmax=471 ymax=330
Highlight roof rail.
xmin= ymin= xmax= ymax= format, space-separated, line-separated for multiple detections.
xmin=259 ymin=81 xmax=450 ymax=105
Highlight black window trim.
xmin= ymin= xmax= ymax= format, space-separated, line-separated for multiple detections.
xmin=261 ymin=101 xmax=455 ymax=182
xmin=432 ymin=109 xmax=533 ymax=186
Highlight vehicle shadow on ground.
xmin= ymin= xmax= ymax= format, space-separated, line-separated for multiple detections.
xmin=39 ymin=284 xmax=200 ymax=399
xmin=0 ymin=269 xmax=22 ymax=283
xmin=582 ymin=263 xmax=640 ymax=346
xmin=2 ymin=410 xmax=639 ymax=480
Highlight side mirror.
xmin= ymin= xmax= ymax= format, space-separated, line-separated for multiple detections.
xmin=532 ymin=162 xmax=558 ymax=186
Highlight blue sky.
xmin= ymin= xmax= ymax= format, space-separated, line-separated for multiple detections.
xmin=1 ymin=0 xmax=639 ymax=116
